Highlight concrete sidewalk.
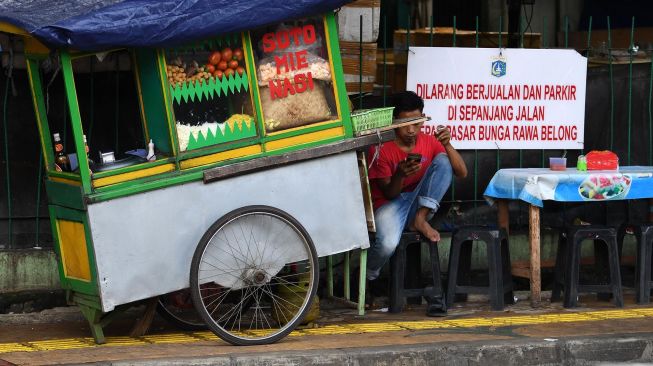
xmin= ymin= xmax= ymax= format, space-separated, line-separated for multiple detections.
xmin=2 ymin=293 xmax=653 ymax=365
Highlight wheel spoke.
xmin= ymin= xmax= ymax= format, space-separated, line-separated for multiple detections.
xmin=264 ymin=283 xmax=287 ymax=326
xmin=192 ymin=208 xmax=317 ymax=345
xmin=274 ymin=275 xmax=312 ymax=296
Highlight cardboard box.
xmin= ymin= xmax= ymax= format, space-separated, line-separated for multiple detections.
xmin=337 ymin=0 xmax=380 ymax=43
xmin=340 ymin=41 xmax=377 ymax=94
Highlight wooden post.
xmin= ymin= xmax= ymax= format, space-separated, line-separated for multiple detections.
xmin=529 ymin=204 xmax=541 ymax=305
xmin=130 ymin=297 xmax=158 ymax=337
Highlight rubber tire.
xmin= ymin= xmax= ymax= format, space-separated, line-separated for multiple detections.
xmin=190 ymin=205 xmax=318 ymax=346
xmin=156 ymin=293 xmax=207 ymax=331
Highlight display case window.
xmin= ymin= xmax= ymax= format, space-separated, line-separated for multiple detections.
xmin=71 ymin=50 xmax=147 ymax=173
xmin=40 ymin=59 xmax=78 ymax=175
xmin=165 ymin=35 xmax=257 ymax=152
xmin=250 ymin=16 xmax=339 ymax=133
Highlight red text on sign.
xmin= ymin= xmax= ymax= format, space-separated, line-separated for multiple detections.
xmin=269 ymin=72 xmax=315 ymax=100
xmin=262 ymin=25 xmax=317 ymax=52
xmin=274 ymin=50 xmax=309 ymax=74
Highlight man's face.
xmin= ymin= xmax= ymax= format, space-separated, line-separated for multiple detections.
xmin=395 ymin=109 xmax=424 ymax=146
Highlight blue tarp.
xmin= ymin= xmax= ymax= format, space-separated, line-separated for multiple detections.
xmin=0 ymin=0 xmax=351 ymax=51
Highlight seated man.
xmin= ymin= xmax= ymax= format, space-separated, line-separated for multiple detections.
xmin=367 ymin=91 xmax=467 ymax=315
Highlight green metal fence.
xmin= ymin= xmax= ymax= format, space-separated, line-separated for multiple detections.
xmin=1 ymin=14 xmax=652 ymax=248
xmin=362 ymin=14 xmax=652 ymax=228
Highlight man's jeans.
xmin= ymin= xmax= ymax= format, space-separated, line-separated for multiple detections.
xmin=367 ymin=153 xmax=452 ymax=281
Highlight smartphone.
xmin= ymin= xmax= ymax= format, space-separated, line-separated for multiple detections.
xmin=407 ymin=153 xmax=422 ymax=164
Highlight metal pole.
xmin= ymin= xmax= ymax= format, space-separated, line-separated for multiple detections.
xmin=88 ymin=57 xmax=95 ymax=144
xmin=453 ymin=16 xmax=456 ymax=47
xmin=383 ymin=15 xmax=387 ymax=107
xmin=474 ymin=15 xmax=479 ymax=224
xmin=35 ymin=150 xmax=43 ymax=246
xmin=2 ymin=49 xmax=13 ymax=247
xmin=359 ymin=14 xmax=363 ymax=110
xmin=429 ymin=15 xmax=434 ymax=47
xmin=627 ymin=17 xmax=635 ymax=165
xmin=115 ymin=54 xmax=120 ymax=152
xmin=608 ymin=16 xmax=614 ymax=150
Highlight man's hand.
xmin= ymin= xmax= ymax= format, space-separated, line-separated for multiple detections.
xmin=436 ymin=127 xmax=451 ymax=146
xmin=395 ymin=159 xmax=421 ymax=178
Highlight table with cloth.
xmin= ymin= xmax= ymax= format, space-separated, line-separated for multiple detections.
xmin=484 ymin=166 xmax=653 ymax=305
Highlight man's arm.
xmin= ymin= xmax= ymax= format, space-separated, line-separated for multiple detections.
xmin=375 ymin=160 xmax=421 ymax=200
xmin=437 ymin=129 xmax=468 ymax=178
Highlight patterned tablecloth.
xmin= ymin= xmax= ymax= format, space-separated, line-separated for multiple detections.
xmin=483 ymin=166 xmax=653 ymax=207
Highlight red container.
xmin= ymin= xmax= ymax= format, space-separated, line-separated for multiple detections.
xmin=586 ymin=150 xmax=619 ymax=170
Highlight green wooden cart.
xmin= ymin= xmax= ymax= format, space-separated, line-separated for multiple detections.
xmin=1 ymin=11 xmax=394 ymax=345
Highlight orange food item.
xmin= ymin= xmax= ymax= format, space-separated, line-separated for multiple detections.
xmin=228 ymin=60 xmax=239 ymax=69
xmin=208 ymin=51 xmax=221 ymax=65
xmin=213 ymin=69 xmax=224 ymax=79
xmin=236 ymin=66 xmax=245 ymax=76
xmin=217 ymin=60 xmax=228 ymax=71
xmin=224 ymin=68 xmax=235 ymax=77
xmin=221 ymin=47 xmax=233 ymax=62
xmin=205 ymin=64 xmax=215 ymax=73
xmin=233 ymin=48 xmax=243 ymax=61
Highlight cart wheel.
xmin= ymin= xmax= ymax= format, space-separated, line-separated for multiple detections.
xmin=156 ymin=289 xmax=207 ymax=331
xmin=190 ymin=205 xmax=318 ymax=346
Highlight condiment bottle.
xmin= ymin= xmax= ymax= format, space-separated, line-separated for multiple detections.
xmin=577 ymin=155 xmax=587 ymax=171
xmin=53 ymin=133 xmax=69 ymax=171
xmin=146 ymin=139 xmax=156 ymax=161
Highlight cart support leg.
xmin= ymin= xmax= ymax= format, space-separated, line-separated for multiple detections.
xmin=358 ymin=249 xmax=367 ymax=316
xmin=77 ymin=303 xmax=106 ymax=344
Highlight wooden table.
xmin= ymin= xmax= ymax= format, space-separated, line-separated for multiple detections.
xmin=484 ymin=167 xmax=653 ymax=306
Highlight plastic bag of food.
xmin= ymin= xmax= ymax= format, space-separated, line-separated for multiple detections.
xmin=586 ymin=150 xmax=619 ymax=170
xmin=259 ymin=81 xmax=334 ymax=132
xmin=257 ymin=53 xmax=331 ymax=86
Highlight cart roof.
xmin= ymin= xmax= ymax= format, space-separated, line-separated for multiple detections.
xmin=0 ymin=0 xmax=352 ymax=51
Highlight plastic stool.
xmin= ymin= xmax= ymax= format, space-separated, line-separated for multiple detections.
xmin=552 ymin=225 xmax=623 ymax=308
xmin=389 ymin=231 xmax=444 ymax=313
xmin=446 ymin=226 xmax=514 ymax=311
xmin=618 ymin=223 xmax=653 ymax=304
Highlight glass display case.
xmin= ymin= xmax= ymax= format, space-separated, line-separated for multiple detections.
xmin=164 ymin=35 xmax=257 ymax=153
xmin=250 ymin=16 xmax=340 ymax=134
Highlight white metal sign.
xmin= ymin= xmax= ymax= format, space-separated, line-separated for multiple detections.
xmin=406 ymin=47 xmax=587 ymax=149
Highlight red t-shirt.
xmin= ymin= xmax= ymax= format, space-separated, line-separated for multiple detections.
xmin=367 ymin=133 xmax=446 ymax=210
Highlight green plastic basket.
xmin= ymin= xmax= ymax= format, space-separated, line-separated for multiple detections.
xmin=351 ymin=107 xmax=394 ymax=133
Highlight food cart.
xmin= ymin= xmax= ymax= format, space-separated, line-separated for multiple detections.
xmin=0 ymin=0 xmax=395 ymax=346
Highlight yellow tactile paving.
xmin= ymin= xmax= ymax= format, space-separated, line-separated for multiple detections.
xmin=29 ymin=339 xmax=90 ymax=351
xmin=631 ymin=308 xmax=653 ymax=316
xmin=3 ymin=307 xmax=653 ymax=354
xmin=392 ymin=320 xmax=457 ymax=330
xmin=141 ymin=334 xmax=199 ymax=344
xmin=103 ymin=336 xmax=148 ymax=347
xmin=585 ymin=310 xmax=647 ymax=319
xmin=537 ymin=313 xmax=595 ymax=322
xmin=0 ymin=343 xmax=35 ymax=353
xmin=190 ymin=331 xmax=220 ymax=341
xmin=443 ymin=318 xmax=500 ymax=327
xmin=344 ymin=323 xmax=404 ymax=333
xmin=299 ymin=325 xmax=358 ymax=335
xmin=482 ymin=316 xmax=546 ymax=326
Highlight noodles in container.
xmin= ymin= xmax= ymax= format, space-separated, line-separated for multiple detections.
xmin=578 ymin=173 xmax=631 ymax=201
